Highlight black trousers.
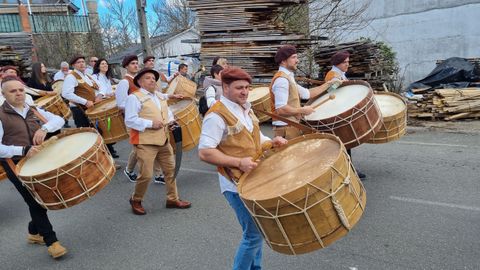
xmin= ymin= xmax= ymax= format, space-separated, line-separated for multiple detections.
xmin=71 ymin=106 xmax=90 ymax=128
xmin=1 ymin=161 xmax=58 ymax=246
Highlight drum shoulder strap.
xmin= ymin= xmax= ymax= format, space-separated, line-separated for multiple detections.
xmin=29 ymin=106 xmax=48 ymax=124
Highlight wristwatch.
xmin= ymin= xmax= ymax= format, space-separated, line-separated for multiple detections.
xmin=40 ymin=126 xmax=48 ymax=133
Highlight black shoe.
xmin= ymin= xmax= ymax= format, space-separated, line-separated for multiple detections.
xmin=124 ymin=169 xmax=137 ymax=183
xmin=153 ymin=174 xmax=165 ymax=185
xmin=357 ymin=171 xmax=366 ymax=180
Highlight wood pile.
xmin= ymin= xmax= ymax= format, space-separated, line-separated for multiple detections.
xmin=407 ymin=88 xmax=480 ymax=120
xmin=315 ymin=40 xmax=396 ymax=91
xmin=0 ymin=32 xmax=33 ymax=75
xmin=187 ymin=0 xmax=313 ymax=79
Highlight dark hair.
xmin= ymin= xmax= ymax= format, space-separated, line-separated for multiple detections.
xmin=212 ymin=56 xmax=220 ymax=66
xmin=178 ymin=63 xmax=188 ymax=71
xmin=93 ymin=58 xmax=112 ymax=79
xmin=31 ymin=62 xmax=50 ymax=85
xmin=210 ymin=64 xmax=224 ymax=77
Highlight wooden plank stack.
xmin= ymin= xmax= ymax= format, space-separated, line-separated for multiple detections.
xmin=314 ymin=40 xmax=395 ymax=91
xmin=187 ymin=0 xmax=313 ymax=79
xmin=407 ymin=88 xmax=480 ymax=120
xmin=0 ymin=32 xmax=33 ymax=75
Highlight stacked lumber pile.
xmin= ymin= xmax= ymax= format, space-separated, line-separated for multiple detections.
xmin=0 ymin=32 xmax=33 ymax=75
xmin=315 ymin=40 xmax=395 ymax=91
xmin=188 ymin=0 xmax=313 ymax=79
xmin=407 ymin=88 xmax=480 ymax=120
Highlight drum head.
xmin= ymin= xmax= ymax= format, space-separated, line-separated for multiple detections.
xmin=305 ymin=84 xmax=370 ymax=121
xmin=166 ymin=77 xmax=179 ymax=95
xmin=19 ymin=132 xmax=98 ymax=176
xmin=247 ymin=87 xmax=269 ymax=103
xmin=374 ymin=94 xmax=405 ymax=117
xmin=169 ymin=99 xmax=192 ymax=113
xmin=35 ymin=95 xmax=56 ymax=107
xmin=89 ymin=99 xmax=116 ymax=114
xmin=240 ymin=137 xmax=341 ymax=201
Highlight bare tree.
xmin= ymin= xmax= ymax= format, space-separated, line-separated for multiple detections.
xmin=151 ymin=0 xmax=195 ymax=35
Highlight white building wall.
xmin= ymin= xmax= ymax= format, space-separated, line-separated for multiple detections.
xmin=318 ymin=0 xmax=480 ymax=85
xmin=152 ymin=30 xmax=200 ymax=58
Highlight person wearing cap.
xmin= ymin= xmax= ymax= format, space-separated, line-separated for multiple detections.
xmin=0 ymin=67 xmax=35 ymax=106
xmin=324 ymin=50 xmax=366 ymax=180
xmin=325 ymin=50 xmax=350 ymax=81
xmin=0 ymin=76 xmax=67 ymax=259
xmin=61 ymin=55 xmax=102 ymax=128
xmin=198 ymin=67 xmax=287 ymax=270
xmin=124 ymin=68 xmax=192 ymax=215
xmin=53 ymin=61 xmax=70 ymax=81
xmin=270 ymin=44 xmax=337 ymax=139
xmin=115 ymin=55 xmax=140 ymax=111
xmin=143 ymin=55 xmax=167 ymax=91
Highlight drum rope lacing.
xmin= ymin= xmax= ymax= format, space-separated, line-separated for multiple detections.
xmin=243 ymin=148 xmax=366 ymax=254
xmin=21 ymin=141 xmax=114 ymax=209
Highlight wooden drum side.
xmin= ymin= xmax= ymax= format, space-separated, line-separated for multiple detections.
xmin=304 ymin=81 xmax=382 ymax=149
xmin=169 ymin=99 xmax=202 ymax=152
xmin=86 ymin=99 xmax=129 ymax=144
xmin=17 ymin=128 xmax=115 ymax=210
xmin=368 ymin=92 xmax=407 ymax=144
xmin=238 ymin=133 xmax=367 ymax=255
xmin=35 ymin=94 xmax=72 ymax=120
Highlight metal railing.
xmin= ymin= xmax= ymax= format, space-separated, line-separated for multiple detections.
xmin=30 ymin=15 xmax=90 ymax=33
xmin=0 ymin=14 xmax=22 ymax=33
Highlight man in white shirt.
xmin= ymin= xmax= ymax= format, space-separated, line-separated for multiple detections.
xmin=115 ymin=55 xmax=139 ymax=111
xmin=53 ymin=61 xmax=70 ymax=81
xmin=85 ymin=56 xmax=98 ymax=75
xmin=198 ymin=67 xmax=287 ymax=270
xmin=61 ymin=55 xmax=101 ymax=128
xmin=0 ymin=77 xmax=67 ymax=259
xmin=270 ymin=45 xmax=336 ymax=139
xmin=124 ymin=68 xmax=191 ymax=215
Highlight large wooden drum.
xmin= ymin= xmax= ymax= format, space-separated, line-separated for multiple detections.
xmin=35 ymin=94 xmax=72 ymax=120
xmin=168 ymin=99 xmax=202 ymax=151
xmin=52 ymin=80 xmax=64 ymax=94
xmin=304 ymin=80 xmax=382 ymax=149
xmin=16 ymin=128 xmax=115 ymax=210
xmin=166 ymin=76 xmax=197 ymax=98
xmin=248 ymin=87 xmax=272 ymax=122
xmin=0 ymin=166 xmax=6 ymax=181
xmin=238 ymin=133 xmax=366 ymax=255
xmin=368 ymin=92 xmax=407 ymax=144
xmin=85 ymin=98 xmax=129 ymax=144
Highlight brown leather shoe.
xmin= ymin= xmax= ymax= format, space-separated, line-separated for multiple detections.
xmin=166 ymin=199 xmax=191 ymax=209
xmin=129 ymin=198 xmax=146 ymax=215
xmin=27 ymin=233 xmax=45 ymax=245
xmin=48 ymin=241 xmax=67 ymax=259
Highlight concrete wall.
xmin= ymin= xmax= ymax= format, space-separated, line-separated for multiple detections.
xmin=328 ymin=0 xmax=480 ymax=85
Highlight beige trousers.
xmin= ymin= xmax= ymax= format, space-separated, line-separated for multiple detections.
xmin=132 ymin=144 xmax=179 ymax=202
xmin=126 ymin=146 xmax=163 ymax=176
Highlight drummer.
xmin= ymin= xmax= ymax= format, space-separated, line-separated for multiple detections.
xmin=198 ymin=67 xmax=287 ymax=270
xmin=62 ymin=55 xmax=102 ymax=128
xmin=325 ymin=50 xmax=366 ymax=179
xmin=0 ymin=66 xmax=35 ymax=106
xmin=0 ymin=76 xmax=67 ymax=259
xmin=270 ymin=45 xmax=337 ymax=139
xmin=125 ymin=68 xmax=191 ymax=215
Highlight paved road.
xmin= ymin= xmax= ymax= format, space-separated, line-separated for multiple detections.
xmin=1 ymin=124 xmax=479 ymax=270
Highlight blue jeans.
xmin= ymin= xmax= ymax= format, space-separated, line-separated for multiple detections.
xmin=224 ymin=191 xmax=263 ymax=270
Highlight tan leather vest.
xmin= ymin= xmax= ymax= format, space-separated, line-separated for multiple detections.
xmin=129 ymin=91 xmax=169 ymax=146
xmin=269 ymin=71 xmax=302 ymax=122
xmin=206 ymin=101 xmax=262 ymax=183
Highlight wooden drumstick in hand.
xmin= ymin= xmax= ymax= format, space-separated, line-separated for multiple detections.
xmin=312 ymin=94 xmax=336 ymax=110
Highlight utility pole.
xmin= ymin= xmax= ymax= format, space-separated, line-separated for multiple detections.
xmin=136 ymin=0 xmax=152 ymax=57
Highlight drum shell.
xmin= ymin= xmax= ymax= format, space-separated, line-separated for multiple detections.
xmin=368 ymin=92 xmax=407 ymax=144
xmin=35 ymin=94 xmax=71 ymax=120
xmin=16 ymin=128 xmax=115 ymax=210
xmin=51 ymin=80 xmax=64 ymax=94
xmin=167 ymin=76 xmax=197 ymax=98
xmin=168 ymin=99 xmax=202 ymax=152
xmin=304 ymin=81 xmax=382 ymax=149
xmin=238 ymin=133 xmax=366 ymax=255
xmin=0 ymin=166 xmax=6 ymax=181
xmin=85 ymin=98 xmax=129 ymax=144
xmin=250 ymin=92 xmax=272 ymax=123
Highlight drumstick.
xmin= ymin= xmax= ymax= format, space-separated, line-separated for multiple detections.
xmin=312 ymin=94 xmax=335 ymax=110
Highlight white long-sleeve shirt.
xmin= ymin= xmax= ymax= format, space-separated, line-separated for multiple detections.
xmin=92 ymin=73 xmax=113 ymax=97
xmin=115 ymin=75 xmax=133 ymax=110
xmin=61 ymin=69 xmax=98 ymax=107
xmin=124 ymin=88 xmax=174 ymax=132
xmin=0 ymin=103 xmax=65 ymax=158
xmin=271 ymin=66 xmax=310 ymax=126
xmin=198 ymin=96 xmax=271 ymax=194
xmin=53 ymin=71 xmax=68 ymax=81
